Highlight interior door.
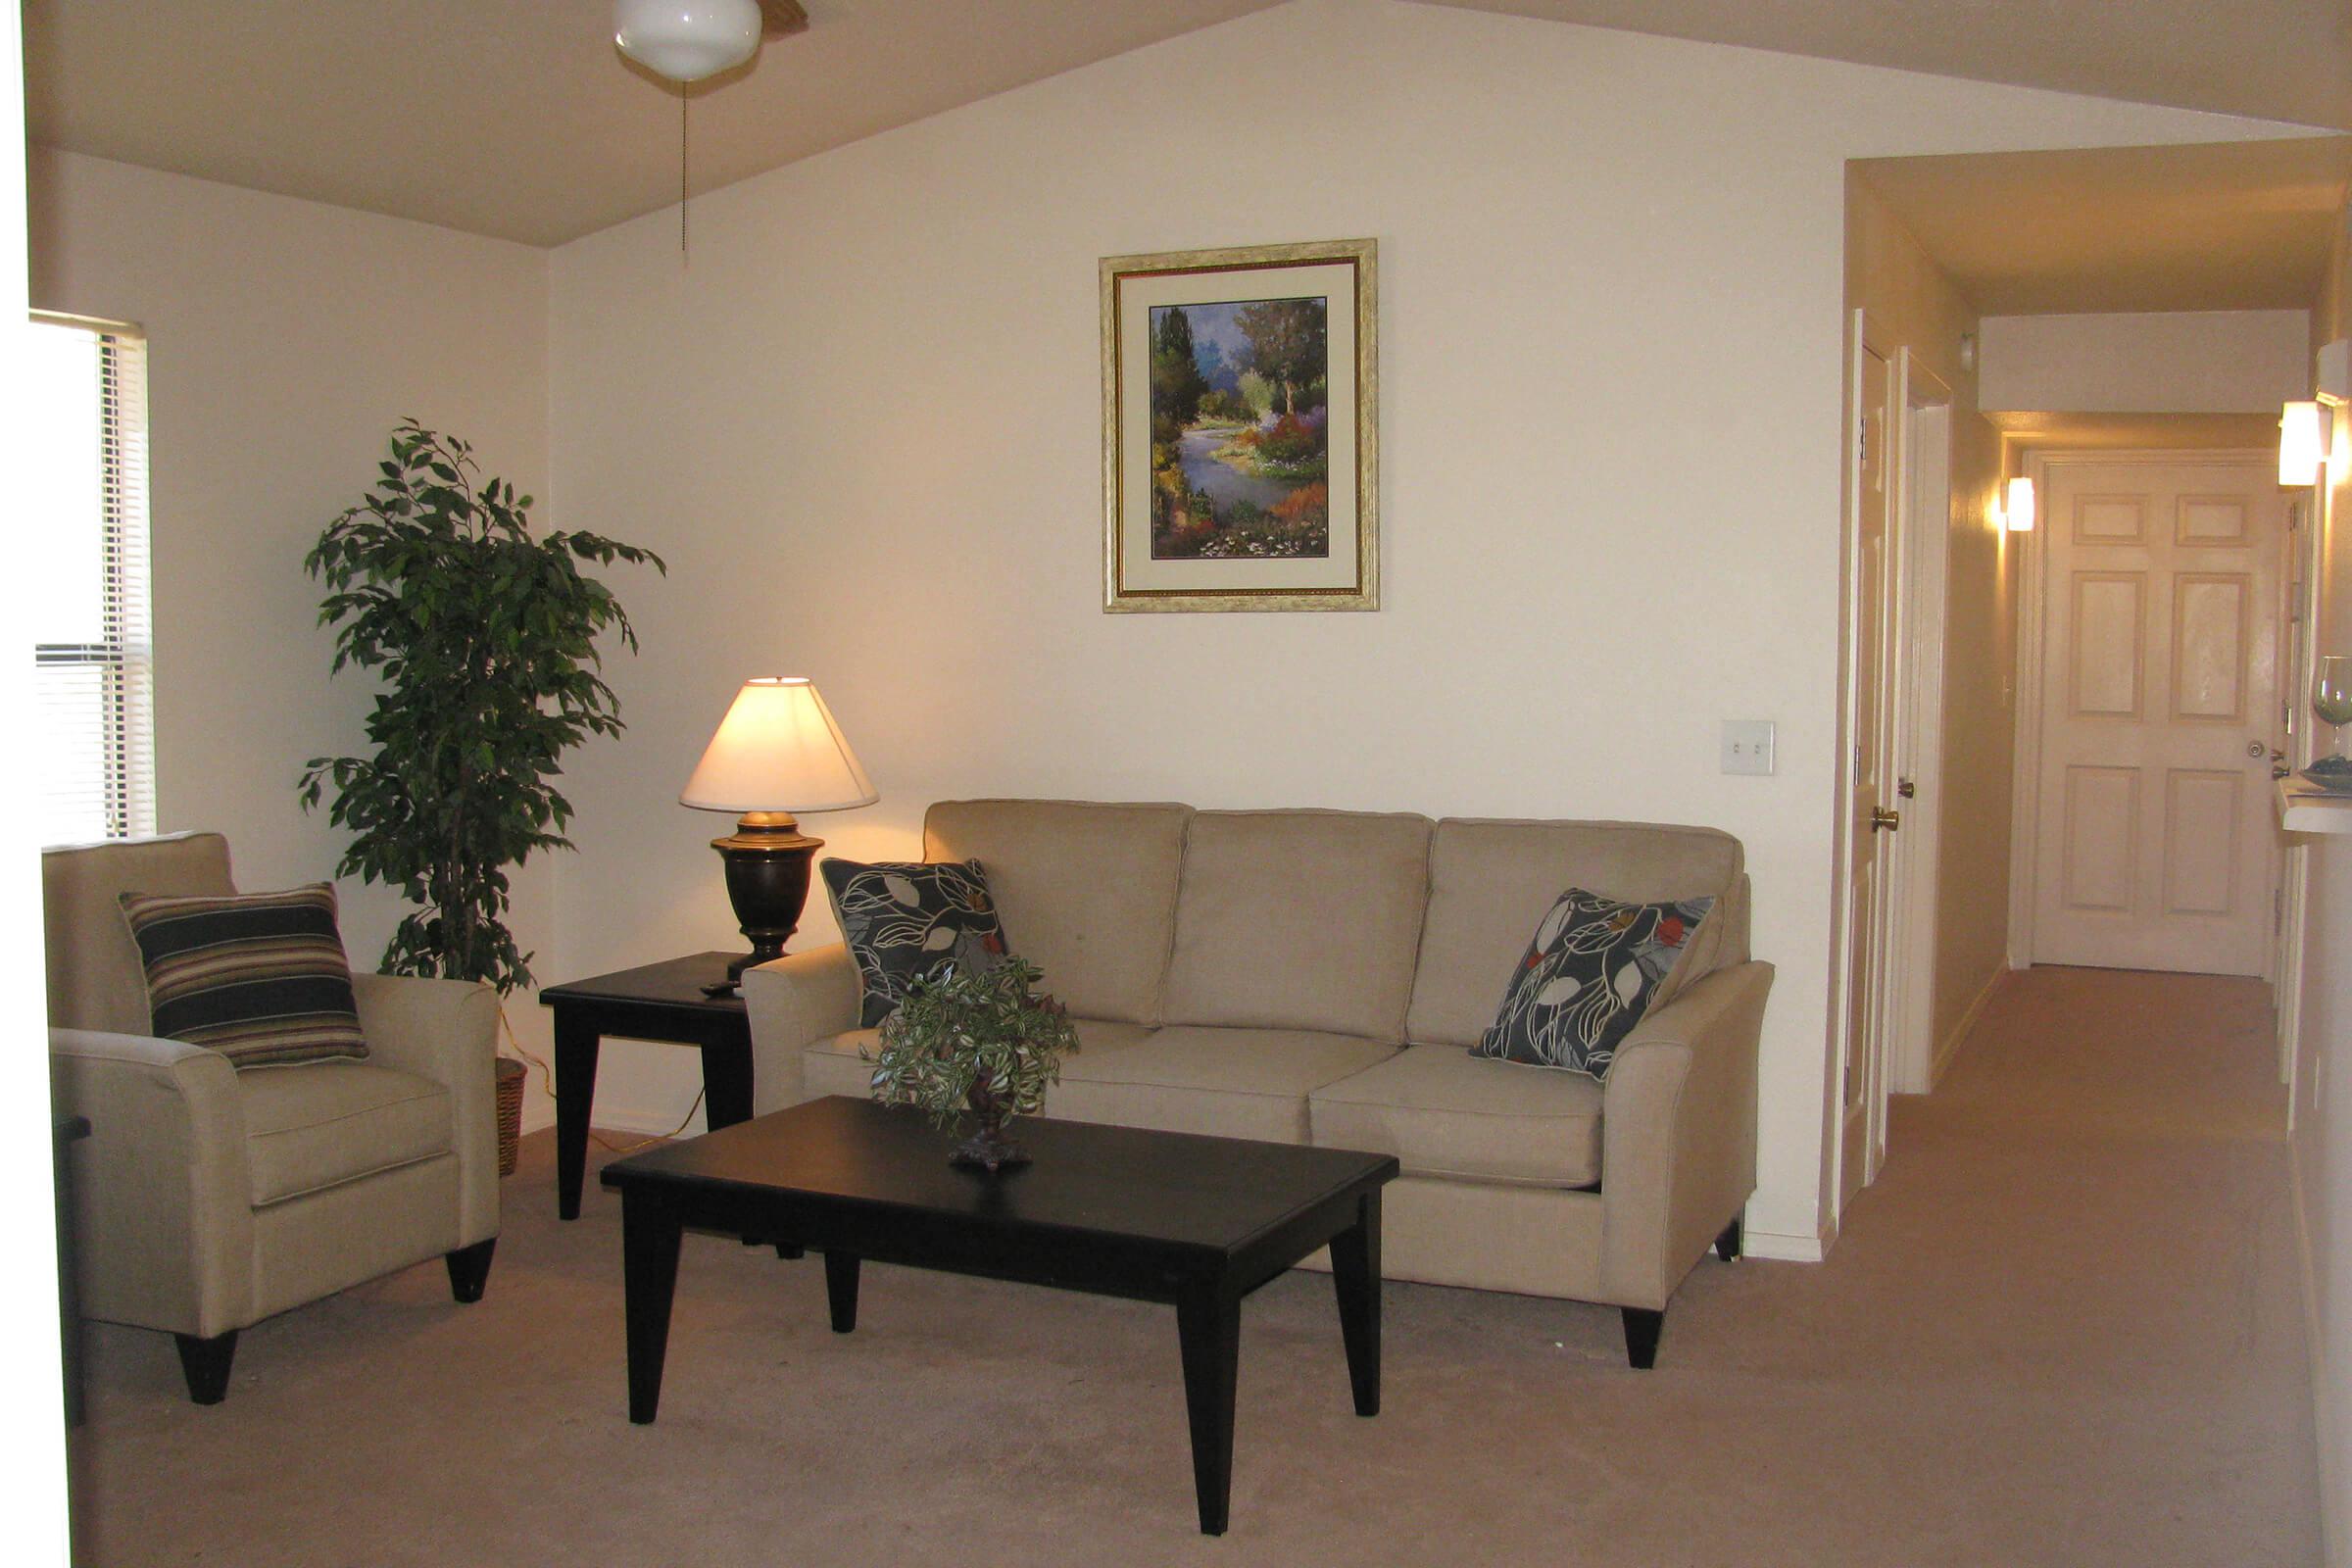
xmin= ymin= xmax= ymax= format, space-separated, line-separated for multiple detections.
xmin=1840 ymin=337 xmax=1896 ymax=1208
xmin=2030 ymin=455 xmax=2284 ymax=975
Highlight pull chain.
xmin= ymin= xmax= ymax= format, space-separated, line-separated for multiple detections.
xmin=679 ymin=90 xmax=689 ymax=260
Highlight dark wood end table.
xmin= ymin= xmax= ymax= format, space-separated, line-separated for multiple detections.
xmin=600 ymin=1097 xmax=1398 ymax=1536
xmin=541 ymin=952 xmax=757 ymax=1220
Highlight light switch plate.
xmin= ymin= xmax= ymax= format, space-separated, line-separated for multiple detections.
xmin=1721 ymin=719 xmax=1776 ymax=775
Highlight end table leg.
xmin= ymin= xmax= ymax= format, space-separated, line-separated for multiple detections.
xmin=823 ymin=1250 xmax=860 ymax=1334
xmin=1175 ymin=1286 xmax=1241 ymax=1536
xmin=1329 ymin=1190 xmax=1383 ymax=1418
xmin=702 ymin=1027 xmax=755 ymax=1130
xmin=554 ymin=1012 xmax=599 ymax=1221
xmin=620 ymin=1194 xmax=684 ymax=1424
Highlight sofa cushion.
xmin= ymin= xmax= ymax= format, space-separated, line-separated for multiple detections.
xmin=1472 ymin=889 xmax=1714 ymax=1078
xmin=1052 ymin=1026 xmax=1398 ymax=1145
xmin=1309 ymin=1044 xmax=1604 ymax=1189
xmin=924 ymin=800 xmax=1191 ymax=1026
xmin=240 ymin=1060 xmax=453 ymax=1206
xmin=819 ymin=858 xmax=1008 ymax=1026
xmin=802 ymin=1016 xmax=1155 ymax=1103
xmin=1161 ymin=809 xmax=1432 ymax=1043
xmin=1407 ymin=818 xmax=1745 ymax=1049
xmin=120 ymin=883 xmax=369 ymax=1067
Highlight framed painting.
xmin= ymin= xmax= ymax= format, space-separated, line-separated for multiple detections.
xmin=1101 ymin=238 xmax=1378 ymax=612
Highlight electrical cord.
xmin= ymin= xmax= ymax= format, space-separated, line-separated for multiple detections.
xmin=497 ymin=1003 xmax=709 ymax=1154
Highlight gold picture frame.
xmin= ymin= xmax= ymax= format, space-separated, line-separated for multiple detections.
xmin=1101 ymin=239 xmax=1379 ymax=612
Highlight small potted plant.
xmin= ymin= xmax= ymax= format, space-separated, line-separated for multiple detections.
xmin=865 ymin=958 xmax=1078 ymax=1171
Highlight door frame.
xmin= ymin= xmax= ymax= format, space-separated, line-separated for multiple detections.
xmin=1887 ymin=353 xmax=1952 ymax=1098
xmin=1826 ymin=309 xmax=1905 ymax=1222
xmin=2278 ymin=486 xmax=2323 ymax=1109
xmin=2005 ymin=447 xmax=2289 ymax=973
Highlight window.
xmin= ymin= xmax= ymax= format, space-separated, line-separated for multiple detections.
xmin=27 ymin=317 xmax=154 ymax=844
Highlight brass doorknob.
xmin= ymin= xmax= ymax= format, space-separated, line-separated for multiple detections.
xmin=1870 ymin=807 xmax=1901 ymax=832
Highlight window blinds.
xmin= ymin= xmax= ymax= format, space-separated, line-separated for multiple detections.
xmin=28 ymin=318 xmax=155 ymax=845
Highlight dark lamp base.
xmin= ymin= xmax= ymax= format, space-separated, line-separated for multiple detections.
xmin=704 ymin=811 xmax=821 ymax=996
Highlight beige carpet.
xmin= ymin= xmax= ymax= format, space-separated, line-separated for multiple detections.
xmin=67 ymin=967 xmax=2322 ymax=1565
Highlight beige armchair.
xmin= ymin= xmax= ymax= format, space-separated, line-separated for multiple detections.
xmin=43 ymin=832 xmax=500 ymax=1403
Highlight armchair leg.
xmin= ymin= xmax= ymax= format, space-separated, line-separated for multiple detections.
xmin=446 ymin=1239 xmax=497 ymax=1304
xmin=174 ymin=1331 xmax=237 ymax=1404
xmin=1621 ymin=1307 xmax=1664 ymax=1371
xmin=1715 ymin=1216 xmax=1743 ymax=1262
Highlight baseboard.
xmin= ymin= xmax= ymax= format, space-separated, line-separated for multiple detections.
xmin=2290 ymin=1140 xmax=2340 ymax=1566
xmin=1929 ymin=967 xmax=2005 ymax=1089
xmin=1743 ymin=1211 xmax=1835 ymax=1264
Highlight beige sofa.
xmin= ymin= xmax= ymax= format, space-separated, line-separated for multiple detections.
xmin=44 ymin=832 xmax=501 ymax=1402
xmin=744 ymin=800 xmax=1773 ymax=1367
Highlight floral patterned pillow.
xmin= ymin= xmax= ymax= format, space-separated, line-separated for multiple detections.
xmin=819 ymin=858 xmax=1009 ymax=1027
xmin=1471 ymin=888 xmax=1716 ymax=1080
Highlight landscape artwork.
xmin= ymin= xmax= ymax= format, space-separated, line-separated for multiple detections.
xmin=1147 ymin=296 xmax=1330 ymax=561
xmin=1102 ymin=239 xmax=1378 ymax=612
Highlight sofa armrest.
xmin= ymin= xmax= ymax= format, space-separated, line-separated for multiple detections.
xmin=742 ymin=944 xmax=861 ymax=1113
xmin=1596 ymin=960 xmax=1774 ymax=1309
xmin=351 ymin=972 xmax=501 ymax=1247
xmin=50 ymin=1027 xmax=257 ymax=1338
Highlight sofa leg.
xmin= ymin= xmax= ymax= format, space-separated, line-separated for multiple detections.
xmin=1715 ymin=1216 xmax=1743 ymax=1262
xmin=446 ymin=1239 xmax=497 ymax=1303
xmin=1621 ymin=1307 xmax=1664 ymax=1371
xmin=174 ymin=1331 xmax=237 ymax=1404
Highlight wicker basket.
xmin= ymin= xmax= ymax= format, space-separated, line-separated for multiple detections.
xmin=495 ymin=1056 xmax=527 ymax=1178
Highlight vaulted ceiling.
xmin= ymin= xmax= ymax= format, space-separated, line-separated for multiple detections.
xmin=23 ymin=0 xmax=2352 ymax=247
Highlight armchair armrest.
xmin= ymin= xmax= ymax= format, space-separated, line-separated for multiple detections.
xmin=50 ymin=1028 xmax=256 ymax=1338
xmin=1597 ymin=960 xmax=1775 ymax=1309
xmin=350 ymin=973 xmax=500 ymax=1247
xmin=742 ymin=944 xmax=861 ymax=1113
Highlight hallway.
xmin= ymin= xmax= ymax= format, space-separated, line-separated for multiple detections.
xmin=1827 ymin=964 xmax=2320 ymax=1562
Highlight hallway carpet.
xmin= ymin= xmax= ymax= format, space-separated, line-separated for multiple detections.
xmin=67 ymin=968 xmax=2321 ymax=1565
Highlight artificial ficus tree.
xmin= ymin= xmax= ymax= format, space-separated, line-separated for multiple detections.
xmin=300 ymin=418 xmax=664 ymax=993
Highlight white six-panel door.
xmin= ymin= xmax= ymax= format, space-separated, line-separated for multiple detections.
xmin=2030 ymin=455 xmax=2284 ymax=976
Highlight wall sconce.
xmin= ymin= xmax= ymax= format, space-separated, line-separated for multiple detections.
xmin=2003 ymin=475 xmax=2035 ymax=533
xmin=2280 ymin=401 xmax=2328 ymax=488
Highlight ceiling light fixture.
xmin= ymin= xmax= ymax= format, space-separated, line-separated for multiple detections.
xmin=613 ymin=0 xmax=762 ymax=83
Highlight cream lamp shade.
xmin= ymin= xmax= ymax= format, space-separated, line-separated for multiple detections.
xmin=681 ymin=677 xmax=875 ymax=994
xmin=680 ymin=677 xmax=876 ymax=814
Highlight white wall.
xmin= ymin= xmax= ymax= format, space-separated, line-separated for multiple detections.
xmin=543 ymin=0 xmax=2302 ymax=1251
xmin=1980 ymin=309 xmax=2312 ymax=413
xmin=3 ymin=0 xmax=77 ymax=1555
xmin=24 ymin=152 xmax=564 ymax=1129
xmin=2294 ymin=205 xmax=2352 ymax=1565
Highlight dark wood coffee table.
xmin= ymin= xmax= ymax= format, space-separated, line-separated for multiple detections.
xmin=600 ymin=1096 xmax=1398 ymax=1535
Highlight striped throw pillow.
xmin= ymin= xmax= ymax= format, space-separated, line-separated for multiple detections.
xmin=119 ymin=884 xmax=368 ymax=1068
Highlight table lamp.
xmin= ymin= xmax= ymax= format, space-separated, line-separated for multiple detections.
xmin=680 ymin=677 xmax=877 ymax=994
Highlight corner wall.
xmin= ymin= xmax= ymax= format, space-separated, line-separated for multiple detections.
xmin=544 ymin=0 xmax=2300 ymax=1250
xmin=1845 ymin=172 xmax=2017 ymax=1085
xmin=25 ymin=151 xmax=563 ymax=1127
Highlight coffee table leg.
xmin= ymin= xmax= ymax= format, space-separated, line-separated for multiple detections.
xmin=823 ymin=1250 xmax=860 ymax=1333
xmin=554 ymin=1011 xmax=600 ymax=1221
xmin=620 ymin=1193 xmax=684 ymax=1424
xmin=1328 ymin=1190 xmax=1383 ymax=1418
xmin=1176 ymin=1286 xmax=1241 ymax=1536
